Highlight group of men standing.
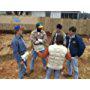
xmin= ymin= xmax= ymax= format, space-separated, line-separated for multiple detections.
xmin=11 ymin=22 xmax=85 ymax=79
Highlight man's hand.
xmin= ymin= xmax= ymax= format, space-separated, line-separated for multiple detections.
xmin=38 ymin=39 xmax=43 ymax=43
xmin=35 ymin=40 xmax=40 ymax=44
xmin=20 ymin=60 xmax=24 ymax=65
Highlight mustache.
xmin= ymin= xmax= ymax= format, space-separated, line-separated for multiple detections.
xmin=37 ymin=29 xmax=41 ymax=32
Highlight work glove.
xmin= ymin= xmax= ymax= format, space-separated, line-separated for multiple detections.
xmin=38 ymin=39 xmax=43 ymax=43
xmin=21 ymin=51 xmax=29 ymax=61
xmin=35 ymin=40 xmax=40 ymax=44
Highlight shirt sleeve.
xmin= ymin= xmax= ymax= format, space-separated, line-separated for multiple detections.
xmin=50 ymin=32 xmax=55 ymax=45
xmin=30 ymin=31 xmax=37 ymax=44
xmin=76 ymin=36 xmax=85 ymax=57
xmin=65 ymin=49 xmax=72 ymax=60
xmin=42 ymin=31 xmax=47 ymax=44
xmin=66 ymin=52 xmax=72 ymax=60
xmin=11 ymin=40 xmax=22 ymax=62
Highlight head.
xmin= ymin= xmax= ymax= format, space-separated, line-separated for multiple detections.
xmin=56 ymin=35 xmax=64 ymax=45
xmin=36 ymin=22 xmax=43 ymax=32
xmin=68 ymin=26 xmax=76 ymax=36
xmin=14 ymin=25 xmax=23 ymax=35
xmin=56 ymin=24 xmax=62 ymax=33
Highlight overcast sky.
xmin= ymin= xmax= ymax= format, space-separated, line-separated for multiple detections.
xmin=0 ymin=0 xmax=90 ymax=13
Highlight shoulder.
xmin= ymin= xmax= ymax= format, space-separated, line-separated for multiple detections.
xmin=61 ymin=31 xmax=66 ymax=36
xmin=11 ymin=37 xmax=18 ymax=44
xmin=75 ymin=34 xmax=83 ymax=41
xmin=61 ymin=45 xmax=68 ymax=54
xmin=48 ymin=44 xmax=55 ymax=50
xmin=76 ymin=34 xmax=82 ymax=38
xmin=66 ymin=35 xmax=70 ymax=40
xmin=52 ymin=31 xmax=56 ymax=35
xmin=31 ymin=30 xmax=37 ymax=34
xmin=49 ymin=45 xmax=54 ymax=48
xmin=41 ymin=30 xmax=46 ymax=34
xmin=61 ymin=45 xmax=67 ymax=50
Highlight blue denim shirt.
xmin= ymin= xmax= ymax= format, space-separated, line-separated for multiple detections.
xmin=11 ymin=35 xmax=27 ymax=62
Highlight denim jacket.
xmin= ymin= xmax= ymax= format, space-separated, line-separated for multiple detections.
xmin=11 ymin=35 xmax=27 ymax=62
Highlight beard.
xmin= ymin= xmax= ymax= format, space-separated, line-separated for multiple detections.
xmin=37 ymin=28 xmax=42 ymax=32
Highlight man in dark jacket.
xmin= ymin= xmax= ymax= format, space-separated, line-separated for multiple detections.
xmin=66 ymin=26 xmax=85 ymax=79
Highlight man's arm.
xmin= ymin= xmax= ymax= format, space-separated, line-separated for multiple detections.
xmin=50 ymin=32 xmax=55 ymax=45
xmin=76 ymin=36 xmax=86 ymax=57
xmin=41 ymin=31 xmax=47 ymax=44
xmin=37 ymin=48 xmax=49 ymax=58
xmin=62 ymin=51 xmax=72 ymax=71
xmin=30 ymin=31 xmax=37 ymax=44
xmin=11 ymin=41 xmax=21 ymax=62
xmin=65 ymin=52 xmax=72 ymax=60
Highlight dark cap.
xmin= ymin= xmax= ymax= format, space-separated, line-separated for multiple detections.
xmin=14 ymin=25 xmax=20 ymax=31
xmin=36 ymin=22 xmax=43 ymax=28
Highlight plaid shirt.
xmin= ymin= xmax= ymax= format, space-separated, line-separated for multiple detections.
xmin=30 ymin=29 xmax=47 ymax=51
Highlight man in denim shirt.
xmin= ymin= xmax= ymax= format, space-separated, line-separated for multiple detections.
xmin=11 ymin=25 xmax=29 ymax=79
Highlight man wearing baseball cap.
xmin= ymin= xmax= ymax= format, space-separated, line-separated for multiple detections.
xmin=30 ymin=22 xmax=47 ymax=74
xmin=11 ymin=25 xmax=29 ymax=79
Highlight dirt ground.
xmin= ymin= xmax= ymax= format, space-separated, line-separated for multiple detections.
xmin=0 ymin=34 xmax=90 ymax=79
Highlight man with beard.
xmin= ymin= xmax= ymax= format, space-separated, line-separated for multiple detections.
xmin=30 ymin=22 xmax=47 ymax=74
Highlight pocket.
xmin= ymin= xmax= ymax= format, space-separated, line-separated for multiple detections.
xmin=72 ymin=41 xmax=78 ymax=48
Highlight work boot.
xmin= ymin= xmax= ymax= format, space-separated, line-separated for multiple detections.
xmin=29 ymin=70 xmax=34 ymax=74
xmin=24 ymin=72 xmax=30 ymax=77
xmin=63 ymin=74 xmax=72 ymax=78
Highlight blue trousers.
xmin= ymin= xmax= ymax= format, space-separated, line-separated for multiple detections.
xmin=67 ymin=57 xmax=79 ymax=79
xmin=45 ymin=68 xmax=60 ymax=79
xmin=30 ymin=50 xmax=46 ymax=70
xmin=17 ymin=60 xmax=27 ymax=79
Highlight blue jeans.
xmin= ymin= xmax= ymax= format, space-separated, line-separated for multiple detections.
xmin=67 ymin=57 xmax=78 ymax=79
xmin=17 ymin=60 xmax=27 ymax=79
xmin=45 ymin=68 xmax=60 ymax=79
xmin=30 ymin=50 xmax=46 ymax=70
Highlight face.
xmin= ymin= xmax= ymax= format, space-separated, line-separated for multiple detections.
xmin=17 ymin=29 xmax=23 ymax=35
xmin=56 ymin=28 xmax=61 ymax=33
xmin=37 ymin=27 xmax=42 ymax=32
xmin=68 ymin=31 xmax=74 ymax=37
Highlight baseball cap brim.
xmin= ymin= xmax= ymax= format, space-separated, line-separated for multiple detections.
xmin=14 ymin=25 xmax=20 ymax=31
xmin=38 ymin=25 xmax=43 ymax=28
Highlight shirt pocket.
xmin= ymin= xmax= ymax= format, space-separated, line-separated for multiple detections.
xmin=72 ymin=41 xmax=78 ymax=48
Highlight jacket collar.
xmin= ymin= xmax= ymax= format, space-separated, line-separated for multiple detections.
xmin=70 ymin=34 xmax=75 ymax=39
xmin=15 ymin=35 xmax=21 ymax=39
